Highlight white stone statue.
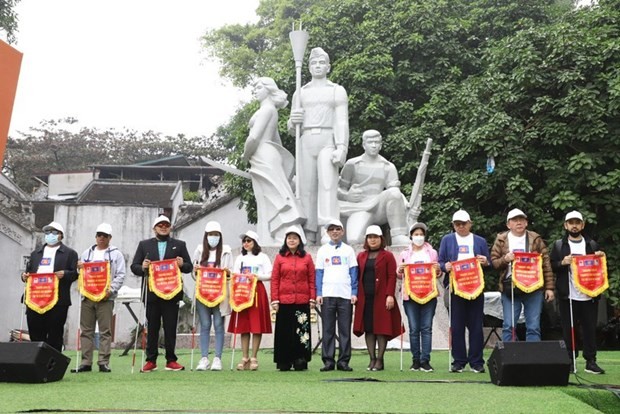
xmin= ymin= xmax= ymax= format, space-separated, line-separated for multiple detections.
xmin=243 ymin=77 xmax=306 ymax=245
xmin=337 ymin=129 xmax=409 ymax=245
xmin=288 ymin=47 xmax=349 ymax=244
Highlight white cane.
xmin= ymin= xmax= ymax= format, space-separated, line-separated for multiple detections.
xmin=448 ymin=283 xmax=452 ymax=373
xmin=510 ymin=278 xmax=516 ymax=342
xmin=131 ymin=276 xmax=148 ymax=373
xmin=230 ymin=311 xmax=239 ymax=371
xmin=74 ymin=290 xmax=82 ymax=373
xmin=190 ymin=271 xmax=198 ymax=372
xmin=568 ymin=298 xmax=577 ymax=374
xmin=19 ymin=273 xmax=29 ymax=342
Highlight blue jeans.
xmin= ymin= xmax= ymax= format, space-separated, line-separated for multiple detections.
xmin=403 ymin=298 xmax=437 ymax=362
xmin=196 ymin=302 xmax=225 ymax=358
xmin=501 ymin=289 xmax=543 ymax=342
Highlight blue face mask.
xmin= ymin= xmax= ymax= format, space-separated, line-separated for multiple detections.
xmin=207 ymin=235 xmax=221 ymax=248
xmin=45 ymin=233 xmax=60 ymax=245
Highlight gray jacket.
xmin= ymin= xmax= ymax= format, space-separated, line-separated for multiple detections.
xmin=80 ymin=245 xmax=126 ymax=300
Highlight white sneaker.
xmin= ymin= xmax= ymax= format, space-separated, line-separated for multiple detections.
xmin=196 ymin=357 xmax=210 ymax=371
xmin=210 ymin=357 xmax=222 ymax=371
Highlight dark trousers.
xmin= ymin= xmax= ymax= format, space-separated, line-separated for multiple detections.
xmin=146 ymin=298 xmax=179 ymax=363
xmin=321 ymin=297 xmax=352 ymax=367
xmin=559 ymin=299 xmax=598 ymax=361
xmin=450 ymin=293 xmax=484 ymax=367
xmin=26 ymin=305 xmax=69 ymax=352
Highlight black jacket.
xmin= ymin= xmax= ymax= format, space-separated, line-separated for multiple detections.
xmin=25 ymin=243 xmax=79 ymax=306
xmin=550 ymin=235 xmax=600 ymax=301
xmin=130 ymin=237 xmax=193 ymax=302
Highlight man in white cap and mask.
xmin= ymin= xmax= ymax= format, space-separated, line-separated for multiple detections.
xmin=72 ymin=223 xmax=126 ymax=373
xmin=130 ymin=215 xmax=193 ymax=372
xmin=21 ymin=221 xmax=79 ymax=352
xmin=491 ymin=209 xmax=554 ymax=342
xmin=315 ymin=218 xmax=358 ymax=371
xmin=550 ymin=210 xmax=606 ymax=374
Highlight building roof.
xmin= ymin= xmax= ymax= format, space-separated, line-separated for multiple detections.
xmin=76 ymin=180 xmax=180 ymax=206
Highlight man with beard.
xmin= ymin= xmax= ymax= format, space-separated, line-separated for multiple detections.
xmin=550 ymin=211 xmax=606 ymax=374
xmin=131 ymin=215 xmax=193 ymax=372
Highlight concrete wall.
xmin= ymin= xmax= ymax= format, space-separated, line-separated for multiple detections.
xmin=0 ymin=218 xmax=36 ymax=342
xmin=48 ymin=172 xmax=94 ymax=196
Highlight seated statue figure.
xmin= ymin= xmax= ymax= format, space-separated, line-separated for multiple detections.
xmin=243 ymin=77 xmax=306 ymax=245
xmin=337 ymin=129 xmax=409 ymax=245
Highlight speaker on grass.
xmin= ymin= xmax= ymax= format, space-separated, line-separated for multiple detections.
xmin=0 ymin=341 xmax=70 ymax=383
xmin=487 ymin=340 xmax=571 ymax=386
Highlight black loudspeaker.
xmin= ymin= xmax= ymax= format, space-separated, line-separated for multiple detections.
xmin=0 ymin=342 xmax=71 ymax=383
xmin=488 ymin=341 xmax=571 ymax=386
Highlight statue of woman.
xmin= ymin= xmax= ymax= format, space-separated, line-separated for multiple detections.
xmin=242 ymin=77 xmax=306 ymax=245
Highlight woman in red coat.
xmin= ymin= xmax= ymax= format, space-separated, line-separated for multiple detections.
xmin=353 ymin=225 xmax=402 ymax=371
xmin=271 ymin=226 xmax=316 ymax=371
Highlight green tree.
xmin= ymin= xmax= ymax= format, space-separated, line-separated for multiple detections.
xmin=0 ymin=0 xmax=20 ymax=44
xmin=3 ymin=118 xmax=227 ymax=192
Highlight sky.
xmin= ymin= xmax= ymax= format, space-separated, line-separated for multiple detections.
xmin=8 ymin=0 xmax=260 ymax=138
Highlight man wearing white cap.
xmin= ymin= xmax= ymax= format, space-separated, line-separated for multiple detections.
xmin=72 ymin=223 xmax=126 ymax=373
xmin=490 ymin=209 xmax=554 ymax=342
xmin=315 ymin=219 xmax=358 ymax=371
xmin=130 ymin=215 xmax=193 ymax=372
xmin=550 ymin=211 xmax=606 ymax=374
xmin=438 ymin=210 xmax=491 ymax=373
xmin=21 ymin=221 xmax=79 ymax=352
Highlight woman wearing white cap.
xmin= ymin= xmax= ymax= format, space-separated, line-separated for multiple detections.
xmin=397 ymin=222 xmax=441 ymax=372
xmin=353 ymin=225 xmax=402 ymax=371
xmin=271 ymin=226 xmax=316 ymax=371
xmin=192 ymin=221 xmax=232 ymax=371
xmin=228 ymin=230 xmax=272 ymax=370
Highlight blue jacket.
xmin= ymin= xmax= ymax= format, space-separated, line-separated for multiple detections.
xmin=438 ymin=232 xmax=491 ymax=288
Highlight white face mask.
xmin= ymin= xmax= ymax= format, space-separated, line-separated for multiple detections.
xmin=45 ymin=233 xmax=60 ymax=245
xmin=207 ymin=235 xmax=220 ymax=248
xmin=411 ymin=235 xmax=425 ymax=247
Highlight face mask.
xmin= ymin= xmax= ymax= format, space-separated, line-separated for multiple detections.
xmin=207 ymin=235 xmax=221 ymax=248
xmin=45 ymin=233 xmax=59 ymax=245
xmin=411 ymin=235 xmax=425 ymax=247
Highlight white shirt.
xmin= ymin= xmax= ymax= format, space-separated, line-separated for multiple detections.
xmin=567 ymin=238 xmax=589 ymax=301
xmin=233 ymin=252 xmax=272 ymax=281
xmin=316 ymin=242 xmax=357 ymax=299
xmin=506 ymin=232 xmax=527 ymax=279
xmin=38 ymin=245 xmax=60 ymax=273
xmin=455 ymin=233 xmax=475 ymax=260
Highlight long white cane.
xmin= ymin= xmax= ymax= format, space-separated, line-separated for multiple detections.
xmin=568 ymin=298 xmax=577 ymax=374
xmin=230 ymin=311 xmax=239 ymax=371
xmin=448 ymin=283 xmax=452 ymax=373
xmin=190 ymin=270 xmax=198 ymax=371
xmin=511 ymin=279 xmax=516 ymax=342
xmin=74 ymin=290 xmax=82 ymax=373
xmin=131 ymin=275 xmax=148 ymax=373
xmin=19 ymin=273 xmax=29 ymax=342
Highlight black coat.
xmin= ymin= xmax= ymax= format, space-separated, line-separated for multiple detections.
xmin=130 ymin=237 xmax=193 ymax=302
xmin=550 ymin=235 xmax=600 ymax=300
xmin=25 ymin=243 xmax=79 ymax=306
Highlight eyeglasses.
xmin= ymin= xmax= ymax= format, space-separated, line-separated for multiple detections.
xmin=242 ymin=238 xmax=253 ymax=243
xmin=96 ymin=233 xmax=110 ymax=238
xmin=453 ymin=221 xmax=469 ymax=227
xmin=44 ymin=230 xmax=60 ymax=235
xmin=327 ymin=226 xmax=342 ymax=232
xmin=155 ymin=223 xmax=170 ymax=228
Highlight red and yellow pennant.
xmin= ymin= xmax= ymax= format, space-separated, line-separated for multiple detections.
xmin=79 ymin=261 xmax=111 ymax=302
xmin=229 ymin=272 xmax=257 ymax=312
xmin=404 ymin=263 xmax=438 ymax=304
xmin=196 ymin=267 xmax=227 ymax=307
xmin=25 ymin=273 xmax=58 ymax=314
xmin=571 ymin=254 xmax=608 ymax=297
xmin=511 ymin=252 xmax=544 ymax=293
xmin=149 ymin=259 xmax=182 ymax=300
xmin=450 ymin=258 xmax=484 ymax=300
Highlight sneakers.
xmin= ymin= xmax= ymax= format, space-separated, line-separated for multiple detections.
xmin=450 ymin=364 xmax=464 ymax=373
xmin=210 ymin=357 xmax=222 ymax=371
xmin=410 ymin=359 xmax=421 ymax=371
xmin=196 ymin=357 xmax=210 ymax=371
xmin=98 ymin=364 xmax=111 ymax=373
xmin=420 ymin=361 xmax=434 ymax=372
xmin=585 ymin=360 xmax=605 ymax=374
xmin=165 ymin=361 xmax=185 ymax=371
xmin=470 ymin=365 xmax=485 ymax=373
xmin=141 ymin=361 xmax=157 ymax=373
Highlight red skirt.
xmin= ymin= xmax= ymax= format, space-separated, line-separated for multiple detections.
xmin=227 ymin=281 xmax=272 ymax=334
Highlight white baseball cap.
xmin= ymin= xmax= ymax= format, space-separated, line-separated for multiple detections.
xmin=409 ymin=222 xmax=428 ymax=234
xmin=95 ymin=223 xmax=112 ymax=235
xmin=284 ymin=225 xmax=307 ymax=244
xmin=565 ymin=211 xmax=583 ymax=222
xmin=204 ymin=221 xmax=221 ymax=233
xmin=506 ymin=208 xmax=527 ymax=221
xmin=452 ymin=210 xmax=471 ymax=222
xmin=43 ymin=221 xmax=65 ymax=234
xmin=153 ymin=215 xmax=171 ymax=228
xmin=324 ymin=219 xmax=344 ymax=229
xmin=240 ymin=230 xmax=260 ymax=243
xmin=365 ymin=225 xmax=383 ymax=237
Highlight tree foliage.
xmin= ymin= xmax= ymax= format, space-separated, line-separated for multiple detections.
xmin=206 ymin=0 xmax=619 ymax=303
xmin=4 ymin=118 xmax=227 ymax=192
xmin=0 ymin=0 xmax=20 ymax=44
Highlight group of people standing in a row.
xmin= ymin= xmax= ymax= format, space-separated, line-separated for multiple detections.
xmin=20 ymin=207 xmax=606 ymax=375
